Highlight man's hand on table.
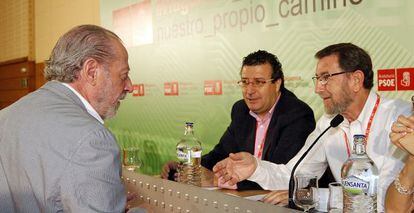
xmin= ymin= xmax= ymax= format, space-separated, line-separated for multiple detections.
xmin=212 ymin=152 xmax=257 ymax=186
xmin=125 ymin=193 xmax=141 ymax=213
xmin=217 ymin=176 xmax=237 ymax=189
xmin=261 ymin=190 xmax=288 ymax=206
xmin=160 ymin=160 xmax=178 ymax=180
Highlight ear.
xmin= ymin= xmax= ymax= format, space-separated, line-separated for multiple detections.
xmin=79 ymin=58 xmax=99 ymax=86
xmin=351 ymin=70 xmax=364 ymax=92
xmin=274 ymin=79 xmax=282 ymax=92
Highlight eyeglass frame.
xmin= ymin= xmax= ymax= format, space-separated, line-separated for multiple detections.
xmin=237 ymin=78 xmax=275 ymax=88
xmin=312 ymin=71 xmax=354 ymax=85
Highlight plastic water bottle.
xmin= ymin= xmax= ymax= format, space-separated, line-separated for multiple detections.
xmin=341 ymin=134 xmax=378 ymax=212
xmin=176 ymin=122 xmax=202 ymax=186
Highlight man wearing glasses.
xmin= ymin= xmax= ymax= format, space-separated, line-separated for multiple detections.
xmin=201 ymin=50 xmax=315 ymax=190
xmin=161 ymin=50 xmax=315 ymax=190
xmin=213 ymin=43 xmax=411 ymax=211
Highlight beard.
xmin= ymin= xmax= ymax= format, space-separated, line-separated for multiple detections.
xmin=324 ymin=85 xmax=353 ymax=115
xmin=104 ymin=92 xmax=127 ymax=119
xmin=100 ymin=91 xmax=127 ymax=120
xmin=96 ymin=75 xmax=127 ymax=120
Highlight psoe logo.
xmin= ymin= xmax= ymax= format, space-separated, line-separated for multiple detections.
xmin=164 ymin=82 xmax=179 ymax=96
xmin=132 ymin=84 xmax=145 ymax=97
xmin=397 ymin=68 xmax=414 ymax=90
xmin=204 ymin=80 xmax=222 ymax=95
xmin=378 ymin=68 xmax=414 ymax=91
xmin=377 ymin=69 xmax=396 ymax=91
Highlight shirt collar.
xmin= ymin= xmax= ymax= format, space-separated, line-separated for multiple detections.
xmin=61 ymin=82 xmax=105 ymax=124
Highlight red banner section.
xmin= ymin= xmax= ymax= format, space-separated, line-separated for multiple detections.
xmin=204 ymin=80 xmax=222 ymax=95
xmin=164 ymin=82 xmax=179 ymax=96
xmin=113 ymin=0 xmax=153 ymax=47
xmin=378 ymin=68 xmax=414 ymax=91
xmin=396 ymin=68 xmax=414 ymax=91
xmin=133 ymin=84 xmax=145 ymax=97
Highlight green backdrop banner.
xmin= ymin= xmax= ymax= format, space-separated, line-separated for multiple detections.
xmin=100 ymin=0 xmax=414 ymax=175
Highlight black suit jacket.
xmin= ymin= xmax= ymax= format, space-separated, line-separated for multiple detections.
xmin=201 ymin=88 xmax=316 ymax=190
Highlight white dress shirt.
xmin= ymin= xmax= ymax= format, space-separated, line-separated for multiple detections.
xmin=248 ymin=91 xmax=411 ymax=211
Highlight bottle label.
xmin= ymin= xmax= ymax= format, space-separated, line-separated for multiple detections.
xmin=342 ymin=176 xmax=370 ymax=195
xmin=191 ymin=151 xmax=202 ymax=158
xmin=177 ymin=151 xmax=188 ymax=161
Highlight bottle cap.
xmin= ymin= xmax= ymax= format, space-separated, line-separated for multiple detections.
xmin=353 ymin=134 xmax=365 ymax=139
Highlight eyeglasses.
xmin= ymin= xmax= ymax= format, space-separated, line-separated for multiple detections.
xmin=312 ymin=71 xmax=351 ymax=85
xmin=237 ymin=79 xmax=274 ymax=88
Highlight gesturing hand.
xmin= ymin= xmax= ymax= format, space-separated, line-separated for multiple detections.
xmin=212 ymin=152 xmax=257 ymax=186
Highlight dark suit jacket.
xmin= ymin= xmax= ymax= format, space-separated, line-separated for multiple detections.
xmin=201 ymin=88 xmax=315 ymax=190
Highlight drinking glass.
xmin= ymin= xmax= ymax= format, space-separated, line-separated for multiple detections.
xmin=328 ymin=182 xmax=343 ymax=212
xmin=122 ymin=147 xmax=142 ymax=172
xmin=293 ymin=174 xmax=319 ymax=212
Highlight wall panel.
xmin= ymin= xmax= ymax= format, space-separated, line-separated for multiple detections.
xmin=0 ymin=59 xmax=35 ymax=109
xmin=0 ymin=0 xmax=34 ymax=62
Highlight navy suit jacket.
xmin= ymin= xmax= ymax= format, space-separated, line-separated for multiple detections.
xmin=201 ymin=88 xmax=315 ymax=190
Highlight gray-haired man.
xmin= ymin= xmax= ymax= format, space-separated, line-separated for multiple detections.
xmin=0 ymin=25 xmax=132 ymax=212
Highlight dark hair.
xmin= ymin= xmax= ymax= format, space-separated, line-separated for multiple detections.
xmin=315 ymin=43 xmax=373 ymax=89
xmin=241 ymin=50 xmax=284 ymax=89
xmin=44 ymin=25 xmax=122 ymax=82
